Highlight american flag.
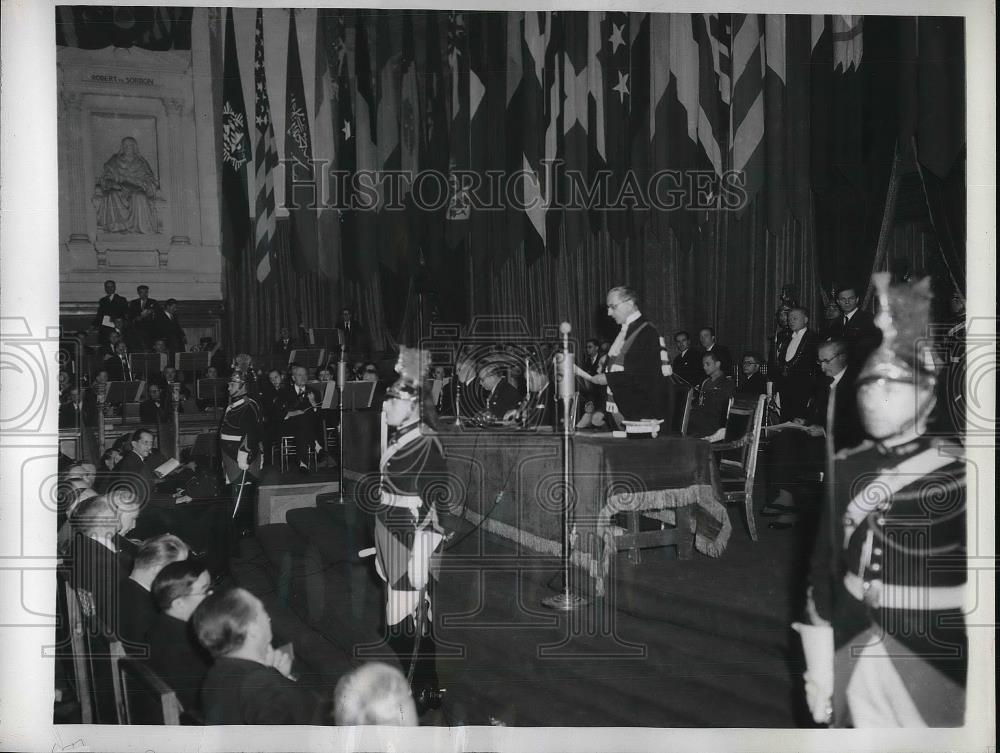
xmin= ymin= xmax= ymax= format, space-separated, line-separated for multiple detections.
xmin=253 ymin=9 xmax=278 ymax=282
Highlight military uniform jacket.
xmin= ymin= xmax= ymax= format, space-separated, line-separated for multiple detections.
xmin=219 ymin=395 xmax=263 ymax=483
xmin=809 ymin=437 xmax=967 ymax=693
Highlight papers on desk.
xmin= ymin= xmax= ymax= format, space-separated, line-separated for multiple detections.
xmin=765 ymin=421 xmax=825 ymax=437
xmin=153 ymin=458 xmax=181 ymax=477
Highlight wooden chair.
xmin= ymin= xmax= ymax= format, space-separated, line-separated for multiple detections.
xmin=710 ymin=394 xmax=767 ymax=541
xmin=678 ymin=388 xmax=694 ymax=436
xmin=116 ymin=658 xmax=183 ymax=725
xmin=63 ymin=582 xmax=95 ymax=723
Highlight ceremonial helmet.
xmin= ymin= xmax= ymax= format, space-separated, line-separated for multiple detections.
xmin=857 ymin=273 xmax=939 ymax=387
xmin=387 ymin=346 xmax=431 ymax=401
xmin=229 ymin=368 xmax=249 ymax=385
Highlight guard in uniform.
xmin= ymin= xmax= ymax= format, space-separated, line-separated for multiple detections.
xmin=219 ymin=369 xmax=264 ymax=545
xmin=795 ymin=275 xmax=967 ymax=727
xmin=371 ymin=347 xmax=457 ymax=715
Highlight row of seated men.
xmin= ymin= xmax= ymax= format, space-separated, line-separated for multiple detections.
xmin=57 ymin=453 xmax=424 ymax=726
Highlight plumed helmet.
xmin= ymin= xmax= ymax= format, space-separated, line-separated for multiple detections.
xmin=387 ymin=346 xmax=431 ymax=401
xmin=857 ymin=273 xmax=939 ymax=387
xmin=229 ymin=368 xmax=248 ymax=386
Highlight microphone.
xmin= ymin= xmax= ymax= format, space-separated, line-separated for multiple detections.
xmin=558 ymin=322 xmax=575 ymax=401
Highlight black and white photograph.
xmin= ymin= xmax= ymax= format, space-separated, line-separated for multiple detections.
xmin=0 ymin=1 xmax=995 ymax=751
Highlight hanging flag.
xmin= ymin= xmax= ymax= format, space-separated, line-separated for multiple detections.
xmin=252 ymin=9 xmax=278 ymax=282
xmin=220 ymin=7 xmax=251 ymax=262
xmin=584 ymin=11 xmax=605 ymax=236
xmin=375 ymin=10 xmax=403 ymax=275
xmin=782 ymin=14 xmax=812 ymax=223
xmin=284 ymin=10 xmax=319 ymax=274
xmin=694 ymin=13 xmax=727 ymax=179
xmin=56 ymin=6 xmax=193 ymax=50
xmin=521 ymin=11 xmax=550 ymax=264
xmin=353 ymin=12 xmax=380 ymax=279
xmin=763 ymin=14 xmax=789 ymax=233
xmin=731 ymin=13 xmax=765 ymax=215
xmin=600 ymin=11 xmax=631 ymax=242
xmin=628 ymin=12 xmax=651 ymax=240
xmin=445 ymin=12 xmax=471 ymax=251
xmin=504 ymin=11 xmax=526 ymax=261
xmin=560 ymin=11 xmax=592 ymax=254
xmin=543 ymin=12 xmax=564 ymax=255
xmin=314 ymin=9 xmax=340 ymax=282
xmin=482 ymin=13 xmax=509 ymax=268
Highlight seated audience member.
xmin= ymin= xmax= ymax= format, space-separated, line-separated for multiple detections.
xmin=698 ymin=327 xmax=732 ymax=374
xmin=107 ymin=341 xmax=134 ymax=382
xmin=437 ymin=355 xmax=484 ymax=418
xmin=478 ymin=365 xmax=521 ymax=419
xmin=505 ymin=359 xmax=556 ymax=428
xmin=152 ymin=338 xmax=171 ymax=358
xmin=194 ymin=588 xmax=330 ymax=724
xmin=140 ymin=383 xmax=172 ymax=424
xmin=671 ymin=331 xmax=704 ymax=386
xmin=119 ymin=534 xmax=190 ymax=648
xmin=278 ymin=365 xmax=332 ymax=473
xmin=686 ymin=352 xmax=735 ymax=440
xmin=333 ymin=662 xmax=418 ymax=726
xmin=763 ymin=339 xmax=864 ymax=529
xmin=67 ymin=490 xmax=142 ymax=627
xmin=94 ymin=448 xmax=122 ymax=493
xmin=147 ymin=560 xmax=215 ymax=714
xmin=736 ymin=352 xmax=767 ymax=398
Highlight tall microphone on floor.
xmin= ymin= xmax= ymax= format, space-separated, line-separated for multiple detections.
xmin=337 ymin=328 xmax=347 ymax=503
xmin=542 ymin=322 xmax=588 ymax=610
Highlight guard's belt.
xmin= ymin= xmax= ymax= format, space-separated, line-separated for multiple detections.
xmin=844 ymin=572 xmax=965 ymax=611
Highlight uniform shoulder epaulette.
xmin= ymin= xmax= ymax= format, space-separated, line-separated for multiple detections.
xmin=835 ymin=439 xmax=875 ymax=460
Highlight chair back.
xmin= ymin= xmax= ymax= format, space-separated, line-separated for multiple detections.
xmin=116 ymin=657 xmax=183 ymax=725
xmin=740 ymin=395 xmax=768 ymax=488
xmin=723 ymin=397 xmax=756 ymax=444
xmin=63 ymin=581 xmax=95 ymax=723
xmin=678 ymin=388 xmax=693 ymax=436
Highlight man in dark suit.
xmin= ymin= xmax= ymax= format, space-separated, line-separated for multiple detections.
xmin=736 ymin=351 xmax=768 ymax=398
xmin=139 ymin=383 xmax=172 ymax=425
xmin=194 ymin=588 xmax=330 ymax=725
xmin=825 ymin=285 xmax=881 ymax=366
xmin=478 ymin=366 xmax=521 ymax=419
xmin=156 ymin=299 xmax=187 ymax=354
xmin=118 ymin=534 xmax=189 ymax=649
xmin=277 ymin=365 xmax=331 ymax=473
xmin=336 ymin=307 xmax=371 ymax=362
xmin=698 ymin=327 xmax=732 ymax=375
xmin=769 ymin=307 xmax=822 ymax=421
xmin=127 ymin=285 xmax=159 ymax=349
xmin=438 ymin=355 xmax=485 ymax=418
xmin=92 ymin=280 xmax=129 ymax=344
xmin=763 ymin=339 xmax=865 ymax=527
xmin=575 ymin=286 xmax=664 ymax=423
xmin=671 ymin=331 xmax=704 ymax=386
xmin=106 ymin=341 xmax=133 ymax=382
xmin=272 ymin=327 xmax=298 ymax=354
xmin=147 ymin=560 xmax=215 ymax=714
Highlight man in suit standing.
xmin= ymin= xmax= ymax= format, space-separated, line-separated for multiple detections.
xmin=769 ymin=307 xmax=821 ymax=421
xmin=671 ymin=331 xmax=704 ymax=386
xmin=336 ymin=307 xmax=371 ymax=363
xmin=128 ymin=284 xmax=158 ymax=349
xmin=825 ymin=285 xmax=881 ymax=366
xmin=156 ymin=299 xmax=187 ymax=354
xmin=92 ymin=280 xmax=129 ymax=344
xmin=272 ymin=327 xmax=298 ymax=354
xmin=574 ymin=286 xmax=664 ymax=424
xmin=698 ymin=327 xmax=732 ymax=375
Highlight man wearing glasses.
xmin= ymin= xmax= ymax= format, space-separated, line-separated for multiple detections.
xmin=575 ymin=286 xmax=664 ymax=425
xmin=736 ymin=352 xmax=767 ymax=398
xmin=826 ymin=285 xmax=881 ymax=365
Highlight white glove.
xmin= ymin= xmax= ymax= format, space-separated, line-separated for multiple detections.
xmin=237 ymin=449 xmax=249 ymax=471
xmin=792 ymin=621 xmax=834 ymax=724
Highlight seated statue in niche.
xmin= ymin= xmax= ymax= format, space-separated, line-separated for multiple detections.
xmin=93 ymin=136 xmax=163 ymax=234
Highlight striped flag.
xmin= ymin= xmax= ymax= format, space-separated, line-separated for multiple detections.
xmin=694 ymin=13 xmax=727 ymax=179
xmin=445 ymin=12 xmax=471 ymax=250
xmin=521 ymin=11 xmax=550 ymax=263
xmin=252 ymin=9 xmax=277 ymax=282
xmin=353 ymin=13 xmax=380 ymax=279
xmin=730 ymin=14 xmax=765 ymax=214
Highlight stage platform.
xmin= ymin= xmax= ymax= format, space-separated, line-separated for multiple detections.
xmin=256 ymin=466 xmax=341 ymax=525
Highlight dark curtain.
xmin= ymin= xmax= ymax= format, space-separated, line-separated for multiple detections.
xmin=222 ymin=220 xmax=392 ymax=356
xmin=485 ymin=195 xmax=820 ymax=358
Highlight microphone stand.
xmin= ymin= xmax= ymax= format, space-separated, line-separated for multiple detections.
xmin=542 ymin=324 xmax=588 ymax=611
xmin=336 ymin=334 xmax=347 ymax=504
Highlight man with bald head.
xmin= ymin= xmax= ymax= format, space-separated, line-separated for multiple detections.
xmin=575 ymin=286 xmax=664 ymax=424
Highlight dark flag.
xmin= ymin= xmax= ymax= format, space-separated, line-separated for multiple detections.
xmin=521 ymin=11 xmax=550 ymax=265
xmin=220 ymin=7 xmax=251 ymax=262
xmin=284 ymin=10 xmax=319 ymax=274
xmin=600 ymin=11 xmax=631 ymax=243
xmin=252 ymin=8 xmax=278 ymax=282
xmin=353 ymin=13 xmax=380 ymax=281
xmin=445 ymin=12 xmax=471 ymax=251
xmin=628 ymin=12 xmax=651 ymax=240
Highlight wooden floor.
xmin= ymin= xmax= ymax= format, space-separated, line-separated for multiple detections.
xmin=233 ymin=483 xmax=818 ymax=728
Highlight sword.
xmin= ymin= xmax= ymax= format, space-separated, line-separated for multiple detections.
xmin=231 ymin=466 xmax=248 ymax=520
